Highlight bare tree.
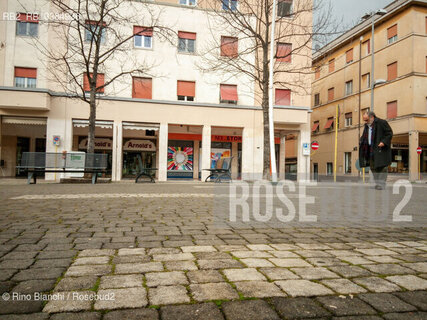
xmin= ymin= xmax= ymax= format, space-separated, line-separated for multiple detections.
xmin=199 ymin=0 xmax=339 ymax=178
xmin=30 ymin=0 xmax=173 ymax=153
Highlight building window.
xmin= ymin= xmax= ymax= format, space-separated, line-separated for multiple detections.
xmin=178 ymin=31 xmax=196 ymax=53
xmin=221 ymin=36 xmax=238 ymax=58
xmin=16 ymin=13 xmax=38 ymax=37
xmin=387 ymin=61 xmax=397 ymax=81
xmin=344 ymin=152 xmax=352 ymax=174
xmin=276 ymin=43 xmax=292 ymax=62
xmin=327 ymin=162 xmax=333 ymax=175
xmin=14 ymin=67 xmax=37 ymax=88
xmin=314 ymin=93 xmax=320 ymax=106
xmin=312 ymin=121 xmax=320 ymax=133
xmin=277 ymin=0 xmax=292 ymax=17
xmin=387 ymin=24 xmax=398 ymax=44
xmin=324 ymin=117 xmax=334 ymax=130
xmin=83 ymin=73 xmax=105 ymax=93
xmin=387 ymin=101 xmax=397 ymax=119
xmin=179 ymin=0 xmax=196 ymax=6
xmin=134 ymin=26 xmax=153 ymax=49
xmin=85 ymin=20 xmax=106 ymax=43
xmin=362 ymin=73 xmax=370 ymax=88
xmin=220 ymin=84 xmax=238 ymax=104
xmin=328 ymin=59 xmax=335 ymax=73
xmin=362 ymin=39 xmax=370 ymax=56
xmin=328 ymin=87 xmax=334 ymax=101
xmin=177 ymin=80 xmax=195 ymax=101
xmin=315 ymin=67 xmax=320 ymax=80
xmin=132 ymin=77 xmax=152 ymax=99
xmin=222 ymin=0 xmax=238 ymax=11
xmin=346 ymin=48 xmax=353 ymax=64
xmin=275 ymin=89 xmax=291 ymax=106
xmin=345 ymin=112 xmax=352 ymax=127
xmin=345 ymin=80 xmax=353 ymax=96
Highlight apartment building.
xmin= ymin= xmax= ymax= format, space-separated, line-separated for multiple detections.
xmin=0 ymin=0 xmax=312 ymax=181
xmin=311 ymin=0 xmax=427 ymax=181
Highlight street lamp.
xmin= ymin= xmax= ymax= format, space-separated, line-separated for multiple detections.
xmin=362 ymin=9 xmax=387 ymax=112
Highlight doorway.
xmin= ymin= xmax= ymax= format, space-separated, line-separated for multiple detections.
xmin=16 ymin=137 xmax=30 ymax=176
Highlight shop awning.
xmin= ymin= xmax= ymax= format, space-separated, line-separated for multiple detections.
xmin=324 ymin=118 xmax=334 ymax=129
xmin=2 ymin=116 xmax=46 ymax=125
xmin=122 ymin=122 xmax=159 ymax=131
xmin=73 ymin=119 xmax=113 ymax=129
xmin=311 ymin=122 xmax=319 ymax=132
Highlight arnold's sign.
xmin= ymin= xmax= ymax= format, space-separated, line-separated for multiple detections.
xmin=79 ymin=138 xmax=112 ymax=150
xmin=123 ymin=139 xmax=156 ymax=151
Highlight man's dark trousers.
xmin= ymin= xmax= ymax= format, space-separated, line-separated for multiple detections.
xmin=370 ymin=163 xmax=388 ymax=189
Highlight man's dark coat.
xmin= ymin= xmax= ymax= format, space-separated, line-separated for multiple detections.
xmin=359 ymin=117 xmax=393 ymax=169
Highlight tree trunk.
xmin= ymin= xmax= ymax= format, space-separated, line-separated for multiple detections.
xmin=262 ymin=95 xmax=270 ymax=180
xmin=87 ymin=89 xmax=96 ymax=154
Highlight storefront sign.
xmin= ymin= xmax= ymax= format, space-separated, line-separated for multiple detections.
xmin=79 ymin=138 xmax=112 ymax=150
xmin=123 ymin=139 xmax=156 ymax=151
xmin=212 ymin=135 xmax=242 ymax=143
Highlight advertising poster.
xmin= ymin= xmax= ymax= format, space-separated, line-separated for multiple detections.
xmin=167 ymin=147 xmax=193 ymax=171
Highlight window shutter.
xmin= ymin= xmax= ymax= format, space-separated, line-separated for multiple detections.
xmin=328 ymin=88 xmax=334 ymax=101
xmin=132 ymin=77 xmax=152 ymax=99
xmin=220 ymin=84 xmax=238 ymax=101
xmin=324 ymin=118 xmax=334 ymax=129
xmin=84 ymin=73 xmax=105 ymax=93
xmin=346 ymin=49 xmax=353 ymax=63
xmin=276 ymin=43 xmax=292 ymax=62
xmin=312 ymin=122 xmax=319 ymax=132
xmin=17 ymin=13 xmax=39 ymax=23
xmin=178 ymin=31 xmax=196 ymax=40
xmin=387 ymin=101 xmax=397 ymax=119
xmin=387 ymin=24 xmax=397 ymax=39
xmin=275 ymin=89 xmax=291 ymax=105
xmin=14 ymin=67 xmax=37 ymax=78
xmin=177 ymin=81 xmax=195 ymax=97
xmin=329 ymin=59 xmax=335 ymax=73
xmin=315 ymin=68 xmax=320 ymax=79
xmin=133 ymin=26 xmax=153 ymax=36
xmin=345 ymin=112 xmax=352 ymax=119
xmin=221 ymin=36 xmax=238 ymax=57
xmin=387 ymin=62 xmax=397 ymax=81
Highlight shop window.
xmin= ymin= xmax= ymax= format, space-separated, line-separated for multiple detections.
xmin=328 ymin=59 xmax=335 ymax=73
xmin=134 ymin=26 xmax=153 ymax=49
xmin=312 ymin=121 xmax=319 ymax=133
xmin=362 ymin=39 xmax=370 ymax=56
xmin=146 ymin=130 xmax=156 ymax=136
xmin=387 ymin=24 xmax=398 ymax=44
xmin=362 ymin=73 xmax=370 ymax=88
xmin=387 ymin=101 xmax=398 ymax=119
xmin=346 ymin=48 xmax=353 ymax=64
xmin=276 ymin=43 xmax=292 ymax=62
xmin=327 ymin=162 xmax=333 ymax=175
xmin=221 ymin=36 xmax=238 ymax=58
xmin=275 ymin=88 xmax=291 ymax=106
xmin=14 ymin=67 xmax=37 ymax=88
xmin=222 ymin=0 xmax=238 ymax=11
xmin=345 ymin=112 xmax=352 ymax=127
xmin=85 ymin=20 xmax=106 ymax=43
xmin=132 ymin=77 xmax=152 ymax=99
xmin=328 ymin=87 xmax=334 ymax=101
xmin=16 ymin=13 xmax=38 ymax=37
xmin=324 ymin=117 xmax=334 ymax=130
xmin=345 ymin=80 xmax=353 ymax=96
xmin=177 ymin=80 xmax=195 ymax=101
xmin=314 ymin=93 xmax=320 ymax=106
xmin=178 ymin=31 xmax=196 ymax=53
xmin=387 ymin=62 xmax=397 ymax=81
xmin=220 ymin=84 xmax=238 ymax=104
xmin=278 ymin=0 xmax=292 ymax=17
xmin=344 ymin=152 xmax=352 ymax=174
xmin=83 ymin=72 xmax=105 ymax=93
xmin=180 ymin=0 xmax=196 ymax=6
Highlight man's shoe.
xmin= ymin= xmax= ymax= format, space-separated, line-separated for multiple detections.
xmin=375 ymin=185 xmax=383 ymax=190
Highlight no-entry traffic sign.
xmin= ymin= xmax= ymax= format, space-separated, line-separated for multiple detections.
xmin=311 ymin=142 xmax=319 ymax=151
xmin=417 ymin=147 xmax=422 ymax=155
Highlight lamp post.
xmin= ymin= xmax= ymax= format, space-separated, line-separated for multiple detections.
xmin=362 ymin=9 xmax=387 ymax=112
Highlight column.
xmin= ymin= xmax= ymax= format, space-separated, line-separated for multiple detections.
xmin=409 ymin=131 xmax=419 ymax=182
xmin=0 ymin=116 xmax=2 ymax=173
xmin=112 ymin=121 xmax=122 ymax=182
xmin=297 ymin=122 xmax=311 ymax=182
xmin=231 ymin=141 xmax=238 ymax=179
xmin=158 ymin=123 xmax=168 ymax=181
xmin=279 ymin=133 xmax=286 ymax=180
xmin=193 ymin=140 xmax=199 ymax=180
xmin=201 ymin=125 xmax=211 ymax=182
xmin=241 ymin=127 xmax=254 ymax=180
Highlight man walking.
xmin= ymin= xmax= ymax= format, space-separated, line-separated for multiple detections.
xmin=359 ymin=111 xmax=393 ymax=190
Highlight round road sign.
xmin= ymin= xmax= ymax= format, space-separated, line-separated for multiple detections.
xmin=311 ymin=142 xmax=319 ymax=151
xmin=417 ymin=147 xmax=422 ymax=155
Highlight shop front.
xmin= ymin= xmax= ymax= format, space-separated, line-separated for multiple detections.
xmin=78 ymin=137 xmax=113 ymax=177
xmin=122 ymin=139 xmax=156 ymax=178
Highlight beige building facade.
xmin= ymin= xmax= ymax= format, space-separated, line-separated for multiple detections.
xmin=311 ymin=0 xmax=427 ymax=181
xmin=0 ymin=0 xmax=312 ymax=181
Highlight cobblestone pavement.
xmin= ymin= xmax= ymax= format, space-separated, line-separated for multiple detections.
xmin=0 ymin=181 xmax=426 ymax=319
